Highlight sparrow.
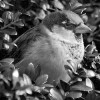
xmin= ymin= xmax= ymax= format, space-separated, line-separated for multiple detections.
xmin=11 ymin=10 xmax=91 ymax=84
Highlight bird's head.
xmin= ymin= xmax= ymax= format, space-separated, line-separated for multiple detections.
xmin=42 ymin=10 xmax=91 ymax=43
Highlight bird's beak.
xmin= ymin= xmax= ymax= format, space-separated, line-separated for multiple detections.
xmin=74 ymin=23 xmax=92 ymax=34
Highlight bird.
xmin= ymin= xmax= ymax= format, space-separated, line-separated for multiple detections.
xmin=11 ymin=10 xmax=91 ymax=84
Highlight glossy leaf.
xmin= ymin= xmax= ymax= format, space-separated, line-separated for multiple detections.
xmin=26 ymin=10 xmax=36 ymax=17
xmin=16 ymin=75 xmax=32 ymax=95
xmin=70 ymin=82 xmax=93 ymax=92
xmin=2 ymin=11 xmax=14 ymax=25
xmin=60 ymin=80 xmax=70 ymax=92
xmin=86 ymin=70 xmax=96 ymax=78
xmin=0 ymin=18 xmax=4 ymax=22
xmin=3 ymin=34 xmax=10 ymax=42
xmin=0 ymin=81 xmax=7 ymax=93
xmin=85 ymin=91 xmax=96 ymax=100
xmin=86 ymin=78 xmax=94 ymax=89
xmin=14 ymin=20 xmax=24 ymax=27
xmin=13 ymin=12 xmax=22 ymax=21
xmin=36 ymin=10 xmax=46 ymax=20
xmin=23 ymin=74 xmax=32 ymax=86
xmin=0 ymin=1 xmax=9 ymax=9
xmin=49 ymin=88 xmax=63 ymax=100
xmin=91 ymin=62 xmax=97 ymax=69
xmin=35 ymin=74 xmax=48 ymax=86
xmin=4 ymin=43 xmax=10 ymax=50
xmin=0 ymin=73 xmax=9 ymax=86
xmin=12 ymin=69 xmax=19 ymax=87
xmin=85 ymin=44 xmax=96 ymax=54
xmin=53 ymin=0 xmax=64 ymax=10
xmin=67 ymin=91 xmax=82 ymax=99
xmin=40 ymin=84 xmax=54 ymax=88
xmin=70 ymin=0 xmax=82 ymax=9
xmin=0 ymin=58 xmax=14 ymax=64
xmin=25 ymin=62 xmax=36 ymax=81
xmin=2 ymin=27 xmax=17 ymax=35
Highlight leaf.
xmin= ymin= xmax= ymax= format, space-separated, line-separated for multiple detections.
xmin=86 ymin=78 xmax=94 ymax=89
xmin=96 ymin=74 xmax=100 ymax=80
xmin=81 ymin=14 xmax=88 ymax=23
xmin=12 ymin=69 xmax=19 ymax=78
xmin=19 ymin=77 xmax=25 ymax=87
xmin=0 ymin=1 xmax=9 ymax=9
xmin=25 ymin=63 xmax=41 ymax=82
xmin=95 ymin=96 xmax=100 ymax=100
xmin=4 ymin=43 xmax=10 ymax=50
xmin=35 ymin=74 xmax=48 ymax=86
xmin=88 ymin=25 xmax=97 ymax=32
xmin=53 ymin=0 xmax=64 ymax=10
xmin=12 ymin=69 xmax=19 ymax=87
xmin=67 ymin=91 xmax=82 ymax=99
xmin=60 ymin=80 xmax=70 ymax=92
xmin=40 ymin=3 xmax=50 ymax=11
xmin=87 ymin=37 xmax=93 ymax=43
xmin=70 ymin=0 xmax=82 ymax=9
xmin=17 ymin=76 xmax=33 ymax=95
xmin=79 ymin=68 xmax=95 ymax=78
xmin=2 ymin=11 xmax=14 ymax=24
xmin=36 ymin=10 xmax=46 ymax=20
xmin=33 ymin=65 xmax=41 ymax=79
xmin=95 ymin=90 xmax=100 ymax=94
xmin=0 ymin=58 xmax=14 ymax=64
xmin=16 ymin=90 xmax=26 ymax=96
xmin=3 ymin=0 xmax=13 ymax=7
xmin=86 ymin=53 xmax=98 ymax=58
xmin=25 ymin=63 xmax=35 ymax=80
xmin=2 ymin=27 xmax=17 ymax=35
xmin=85 ymin=44 xmax=96 ymax=54
xmin=3 ymin=67 xmax=13 ymax=80
xmin=0 ymin=59 xmax=14 ymax=80
xmin=23 ymin=74 xmax=32 ymax=86
xmin=0 ymin=81 xmax=7 ymax=93
xmin=25 ymin=88 xmax=32 ymax=94
xmin=86 ymin=91 xmax=96 ymax=100
xmin=0 ymin=73 xmax=10 ymax=86
xmin=31 ymin=85 xmax=42 ymax=92
xmin=14 ymin=12 xmax=22 ymax=21
xmin=91 ymin=62 xmax=97 ymax=69
xmin=0 ymin=18 xmax=4 ymax=22
xmin=27 ymin=97 xmax=39 ymax=100
xmin=26 ymin=10 xmax=36 ymax=17
xmin=70 ymin=82 xmax=93 ymax=92
xmin=3 ymin=34 xmax=11 ymax=42
xmin=86 ymin=70 xmax=96 ymax=78
xmin=30 ymin=0 xmax=36 ymax=3
xmin=49 ymin=88 xmax=63 ymax=100
xmin=14 ymin=20 xmax=24 ymax=27
xmin=65 ymin=60 xmax=77 ymax=74
xmin=41 ymin=84 xmax=54 ymax=88
xmin=16 ymin=85 xmax=32 ymax=95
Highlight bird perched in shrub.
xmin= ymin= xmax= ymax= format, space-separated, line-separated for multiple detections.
xmin=12 ymin=10 xmax=91 ymax=84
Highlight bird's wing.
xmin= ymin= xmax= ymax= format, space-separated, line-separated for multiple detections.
xmin=11 ymin=25 xmax=44 ymax=63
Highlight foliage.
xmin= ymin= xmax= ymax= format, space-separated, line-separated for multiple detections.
xmin=0 ymin=0 xmax=100 ymax=100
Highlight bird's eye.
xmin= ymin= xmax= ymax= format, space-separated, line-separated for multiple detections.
xmin=63 ymin=22 xmax=77 ymax=30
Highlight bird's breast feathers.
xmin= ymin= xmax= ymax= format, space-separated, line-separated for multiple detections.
xmin=50 ymin=37 xmax=84 ymax=64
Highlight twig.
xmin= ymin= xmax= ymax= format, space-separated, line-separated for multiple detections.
xmin=0 ymin=20 xmax=19 ymax=30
